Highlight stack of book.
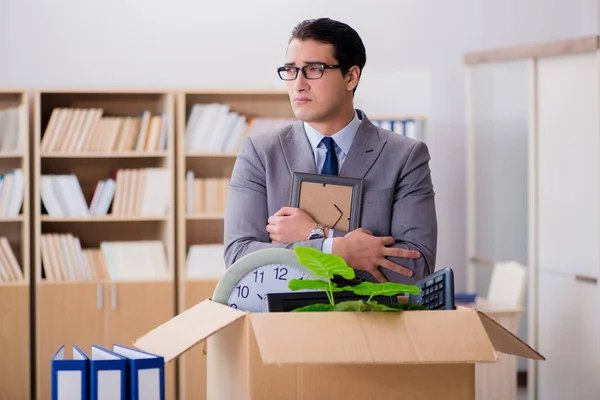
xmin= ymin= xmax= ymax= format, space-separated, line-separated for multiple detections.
xmin=40 ymin=168 xmax=170 ymax=217
xmin=41 ymin=108 xmax=167 ymax=153
xmin=185 ymin=172 xmax=228 ymax=215
xmin=185 ymin=103 xmax=295 ymax=153
xmin=0 ymin=237 xmax=22 ymax=282
xmin=0 ymin=105 xmax=24 ymax=152
xmin=51 ymin=344 xmax=164 ymax=400
xmin=0 ymin=169 xmax=24 ymax=217
xmin=40 ymin=234 xmax=169 ymax=281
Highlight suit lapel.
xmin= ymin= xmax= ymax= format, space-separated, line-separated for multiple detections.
xmin=280 ymin=121 xmax=317 ymax=174
xmin=339 ymin=113 xmax=386 ymax=179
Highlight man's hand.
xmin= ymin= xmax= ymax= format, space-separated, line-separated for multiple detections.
xmin=267 ymin=207 xmax=319 ymax=243
xmin=332 ymin=228 xmax=420 ymax=282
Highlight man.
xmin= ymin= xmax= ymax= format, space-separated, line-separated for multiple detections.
xmin=224 ymin=17 xmax=437 ymax=284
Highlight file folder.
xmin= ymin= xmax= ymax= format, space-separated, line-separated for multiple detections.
xmin=51 ymin=345 xmax=89 ymax=400
xmin=112 ymin=344 xmax=164 ymax=400
xmin=90 ymin=345 xmax=126 ymax=400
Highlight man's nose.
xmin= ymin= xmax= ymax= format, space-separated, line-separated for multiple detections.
xmin=294 ymin=71 xmax=309 ymax=93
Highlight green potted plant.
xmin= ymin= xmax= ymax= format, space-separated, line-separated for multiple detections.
xmin=289 ymin=246 xmax=427 ymax=312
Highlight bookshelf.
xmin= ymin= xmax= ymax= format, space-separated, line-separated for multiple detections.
xmin=32 ymin=90 xmax=176 ymax=400
xmin=0 ymin=90 xmax=30 ymax=399
xmin=175 ymin=90 xmax=295 ymax=399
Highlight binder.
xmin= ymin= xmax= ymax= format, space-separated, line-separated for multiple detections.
xmin=90 ymin=345 xmax=127 ymax=400
xmin=112 ymin=344 xmax=165 ymax=400
xmin=51 ymin=345 xmax=89 ymax=400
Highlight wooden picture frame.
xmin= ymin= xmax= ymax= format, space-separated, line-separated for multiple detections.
xmin=290 ymin=172 xmax=363 ymax=232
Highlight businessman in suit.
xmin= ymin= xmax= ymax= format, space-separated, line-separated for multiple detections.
xmin=224 ymin=18 xmax=437 ymax=284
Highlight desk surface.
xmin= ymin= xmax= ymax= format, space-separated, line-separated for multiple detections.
xmin=460 ymin=298 xmax=526 ymax=316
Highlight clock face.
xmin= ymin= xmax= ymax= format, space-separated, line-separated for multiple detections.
xmin=226 ymin=263 xmax=310 ymax=312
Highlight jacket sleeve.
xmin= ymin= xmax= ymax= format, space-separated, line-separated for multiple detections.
xmin=380 ymin=141 xmax=438 ymax=284
xmin=223 ymin=136 xmax=324 ymax=267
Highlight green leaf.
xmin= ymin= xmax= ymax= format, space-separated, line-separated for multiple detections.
xmin=288 ymin=279 xmax=346 ymax=292
xmin=291 ymin=303 xmax=335 ymax=312
xmin=346 ymin=281 xmax=422 ymax=297
xmin=294 ymin=246 xmax=355 ymax=280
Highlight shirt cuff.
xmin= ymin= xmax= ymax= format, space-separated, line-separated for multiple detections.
xmin=322 ymin=238 xmax=334 ymax=254
xmin=328 ymin=228 xmax=335 ymax=238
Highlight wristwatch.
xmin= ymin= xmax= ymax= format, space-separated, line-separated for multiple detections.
xmin=308 ymin=224 xmax=326 ymax=240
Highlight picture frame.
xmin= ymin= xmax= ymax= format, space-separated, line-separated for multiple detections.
xmin=290 ymin=172 xmax=363 ymax=232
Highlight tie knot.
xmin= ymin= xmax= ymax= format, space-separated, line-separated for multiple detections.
xmin=322 ymin=137 xmax=336 ymax=152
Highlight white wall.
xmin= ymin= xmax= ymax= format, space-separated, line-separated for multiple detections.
xmin=1 ymin=0 xmax=597 ymax=290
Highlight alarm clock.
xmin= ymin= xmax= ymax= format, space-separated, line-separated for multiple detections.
xmin=211 ymin=248 xmax=324 ymax=312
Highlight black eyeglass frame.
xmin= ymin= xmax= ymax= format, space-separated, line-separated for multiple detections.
xmin=277 ymin=63 xmax=342 ymax=80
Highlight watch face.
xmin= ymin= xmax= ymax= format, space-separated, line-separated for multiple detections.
xmin=227 ymin=263 xmax=309 ymax=312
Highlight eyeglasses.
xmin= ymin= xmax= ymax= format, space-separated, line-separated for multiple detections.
xmin=277 ymin=63 xmax=341 ymax=80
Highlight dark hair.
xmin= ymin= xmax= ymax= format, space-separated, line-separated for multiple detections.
xmin=290 ymin=18 xmax=366 ymax=93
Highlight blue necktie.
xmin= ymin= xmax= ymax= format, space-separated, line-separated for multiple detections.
xmin=321 ymin=137 xmax=338 ymax=175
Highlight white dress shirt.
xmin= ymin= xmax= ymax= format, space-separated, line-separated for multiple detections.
xmin=303 ymin=110 xmax=362 ymax=254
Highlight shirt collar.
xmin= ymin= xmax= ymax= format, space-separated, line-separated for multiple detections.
xmin=304 ymin=110 xmax=361 ymax=155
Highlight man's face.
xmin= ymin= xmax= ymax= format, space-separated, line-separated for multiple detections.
xmin=284 ymin=39 xmax=349 ymax=123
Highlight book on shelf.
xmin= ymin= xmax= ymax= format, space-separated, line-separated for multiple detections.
xmin=185 ymin=244 xmax=226 ymax=279
xmin=0 ymin=105 xmax=24 ymax=153
xmin=40 ymin=233 xmax=169 ymax=282
xmin=185 ymin=172 xmax=228 ymax=215
xmin=0 ymin=169 xmax=24 ymax=217
xmin=0 ymin=236 xmax=23 ymax=282
xmin=40 ymin=168 xmax=169 ymax=217
xmin=185 ymin=102 xmax=295 ymax=153
xmin=371 ymin=118 xmax=424 ymax=140
xmin=41 ymin=108 xmax=168 ymax=153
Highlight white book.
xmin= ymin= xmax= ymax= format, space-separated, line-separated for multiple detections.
xmin=96 ymin=179 xmax=116 ymax=215
xmin=186 ymin=244 xmax=226 ymax=279
xmin=5 ymin=168 xmax=23 ymax=217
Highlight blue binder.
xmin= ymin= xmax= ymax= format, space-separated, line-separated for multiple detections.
xmin=112 ymin=344 xmax=165 ymax=400
xmin=89 ymin=345 xmax=127 ymax=400
xmin=51 ymin=345 xmax=89 ymax=400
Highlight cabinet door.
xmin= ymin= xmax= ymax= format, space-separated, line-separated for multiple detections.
xmin=179 ymin=279 xmax=219 ymax=400
xmin=105 ymin=282 xmax=175 ymax=400
xmin=36 ymin=283 xmax=106 ymax=400
xmin=468 ymin=60 xmax=531 ymax=295
xmin=537 ymin=52 xmax=599 ymax=278
xmin=0 ymin=285 xmax=30 ymax=400
xmin=537 ymin=270 xmax=600 ymax=399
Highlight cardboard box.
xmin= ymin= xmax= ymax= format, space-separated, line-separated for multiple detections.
xmin=134 ymin=299 xmax=544 ymax=400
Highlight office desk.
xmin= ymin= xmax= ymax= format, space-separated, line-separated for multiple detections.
xmin=466 ymin=299 xmax=525 ymax=400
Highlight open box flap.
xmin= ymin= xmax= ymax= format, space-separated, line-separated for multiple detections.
xmin=477 ymin=311 xmax=545 ymax=360
xmin=133 ymin=299 xmax=245 ymax=363
xmin=250 ymin=310 xmax=499 ymax=365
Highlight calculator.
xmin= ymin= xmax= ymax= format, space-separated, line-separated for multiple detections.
xmin=409 ymin=267 xmax=455 ymax=310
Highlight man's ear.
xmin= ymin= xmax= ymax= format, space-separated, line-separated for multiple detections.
xmin=346 ymin=66 xmax=361 ymax=92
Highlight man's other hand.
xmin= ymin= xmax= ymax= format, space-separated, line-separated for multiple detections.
xmin=267 ymin=207 xmax=318 ymax=243
xmin=332 ymin=228 xmax=420 ymax=282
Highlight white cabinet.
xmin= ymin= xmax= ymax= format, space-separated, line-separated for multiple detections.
xmin=466 ymin=38 xmax=600 ymax=400
xmin=467 ymin=60 xmax=531 ymax=295
xmin=537 ymin=271 xmax=599 ymax=400
xmin=537 ymin=52 xmax=599 ymax=279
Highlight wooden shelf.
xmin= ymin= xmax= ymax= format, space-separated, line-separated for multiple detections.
xmin=0 ymin=216 xmax=24 ymax=222
xmin=0 ymin=152 xmax=24 ymax=159
xmin=186 ymin=152 xmax=237 ymax=158
xmin=41 ymin=215 xmax=168 ymax=223
xmin=33 ymin=90 xmax=177 ymax=400
xmin=41 ymin=151 xmax=168 ymax=159
xmin=176 ymin=90 xmax=294 ymax=400
xmin=0 ymin=90 xmax=30 ymax=400
xmin=0 ymin=281 xmax=28 ymax=287
xmin=185 ymin=214 xmax=224 ymax=221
